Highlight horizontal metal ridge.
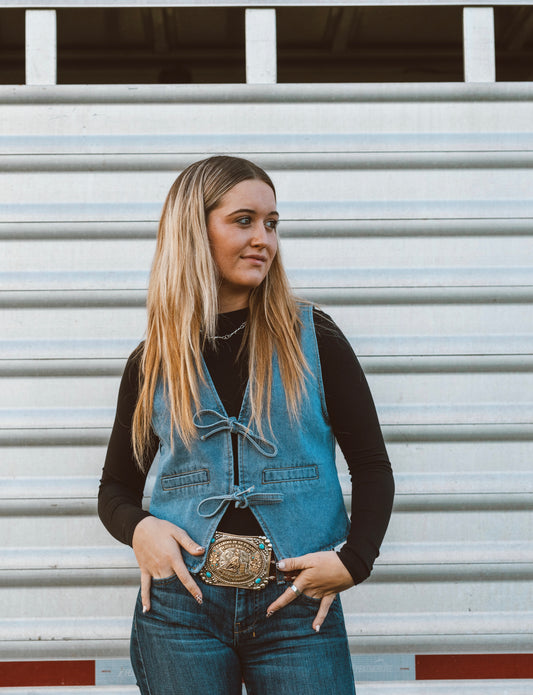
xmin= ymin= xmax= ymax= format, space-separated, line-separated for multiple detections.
xmin=1 ymin=334 xmax=533 ymax=377
xmin=393 ymin=471 xmax=533 ymax=496
xmin=3 ymin=200 xmax=533 ymax=225
xmin=0 ymin=424 xmax=530 ymax=447
xmin=1 ymin=82 xmax=533 ymax=103
xmin=3 ymin=152 xmax=533 ymax=172
xmin=3 ymin=355 xmax=533 ymax=377
xmin=2 ymin=218 xmax=533 ymax=240
xmin=0 ymin=546 xmax=137 ymax=571
xmin=362 ymin=356 xmax=533 ymax=374
xmin=382 ymin=424 xmax=533 ymax=444
xmin=2 ymin=471 xmax=531 ymax=501
xmin=1 ymin=620 xmax=532 ymax=659
xmin=1 ymin=404 xmax=532 ymax=431
xmin=2 ymin=287 xmax=532 ymax=307
xmin=1 ymin=476 xmax=102 ymax=500
xmin=0 ymin=409 xmax=114 ymax=430
xmin=0 ymin=617 xmax=131 ymax=642
xmin=380 ymin=541 xmax=533 ymax=565
xmin=4 ymin=132 xmax=533 ymax=155
xmin=345 ymin=611 xmax=533 ymax=637
xmin=355 ymin=334 xmax=533 ymax=356
xmin=2 ymin=334 xmax=533 ymax=359
xmin=0 ymin=270 xmax=148 ymax=291
xmin=2 ymin=474 xmax=532 ymax=517
xmin=0 ymin=220 xmax=156 ymax=240
xmin=1 ymin=563 xmax=530 ymax=587
xmin=294 ymin=267 xmax=533 ymax=288
xmin=358 ymin=683 xmax=533 ymax=695
xmin=0 ymin=338 xmax=137 ymax=360
xmin=1 ymin=541 xmax=532 ymax=572
xmin=378 ymin=404 xmax=533 ymax=426
xmin=3 ymin=268 xmax=532 ymax=291
xmin=2 ymin=611 xmax=531 ymax=642
xmin=0 ymin=199 xmax=533 ymax=228
xmin=2 ymin=269 xmax=532 ymax=307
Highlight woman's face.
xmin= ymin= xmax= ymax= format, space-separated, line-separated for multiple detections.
xmin=207 ymin=179 xmax=278 ymax=312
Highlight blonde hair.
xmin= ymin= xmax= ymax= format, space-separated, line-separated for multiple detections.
xmin=132 ymin=156 xmax=307 ymax=468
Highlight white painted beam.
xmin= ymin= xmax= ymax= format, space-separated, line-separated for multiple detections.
xmin=245 ymin=9 xmax=276 ymax=84
xmin=4 ymin=1 xmax=533 ymax=6
xmin=463 ymin=7 xmax=496 ymax=82
xmin=25 ymin=10 xmax=57 ymax=85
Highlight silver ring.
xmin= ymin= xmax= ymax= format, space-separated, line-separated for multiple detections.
xmin=289 ymin=583 xmax=302 ymax=597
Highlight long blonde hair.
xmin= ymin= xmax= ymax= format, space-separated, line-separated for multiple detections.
xmin=132 ymin=156 xmax=307 ymax=468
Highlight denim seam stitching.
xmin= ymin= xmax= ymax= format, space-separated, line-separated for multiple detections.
xmin=160 ymin=468 xmax=210 ymax=490
xmin=262 ymin=464 xmax=319 ymax=484
xmin=133 ymin=612 xmax=155 ymax=695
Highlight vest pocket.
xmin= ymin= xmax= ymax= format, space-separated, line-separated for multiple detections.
xmin=160 ymin=468 xmax=210 ymax=490
xmin=262 ymin=464 xmax=318 ymax=484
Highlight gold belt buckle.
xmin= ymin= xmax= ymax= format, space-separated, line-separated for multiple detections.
xmin=199 ymin=532 xmax=273 ymax=590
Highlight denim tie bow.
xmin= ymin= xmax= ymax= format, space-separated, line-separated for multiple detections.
xmin=194 ymin=409 xmax=282 ymax=517
xmin=193 ymin=409 xmax=278 ymax=457
xmin=197 ymin=485 xmax=283 ymax=518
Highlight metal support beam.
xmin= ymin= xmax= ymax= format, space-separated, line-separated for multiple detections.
xmin=245 ymin=9 xmax=276 ymax=84
xmin=463 ymin=7 xmax=496 ymax=82
xmin=25 ymin=10 xmax=57 ymax=85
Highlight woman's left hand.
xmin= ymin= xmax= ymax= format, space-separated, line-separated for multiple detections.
xmin=266 ymin=550 xmax=354 ymax=632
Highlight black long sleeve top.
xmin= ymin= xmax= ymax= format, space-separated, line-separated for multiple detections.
xmin=98 ymin=307 xmax=394 ymax=585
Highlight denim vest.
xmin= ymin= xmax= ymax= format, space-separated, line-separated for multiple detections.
xmin=150 ymin=304 xmax=350 ymax=572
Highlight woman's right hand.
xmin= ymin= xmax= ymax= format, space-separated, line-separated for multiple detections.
xmin=131 ymin=515 xmax=205 ymax=612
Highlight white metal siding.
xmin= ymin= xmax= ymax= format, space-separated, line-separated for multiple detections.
xmin=2 ymin=683 xmax=533 ymax=695
xmin=0 ymin=84 xmax=532 ymax=676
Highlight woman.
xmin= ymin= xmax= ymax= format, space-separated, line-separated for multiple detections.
xmin=98 ymin=156 xmax=394 ymax=695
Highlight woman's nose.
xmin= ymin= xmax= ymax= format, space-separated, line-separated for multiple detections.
xmin=250 ymin=222 xmax=268 ymax=246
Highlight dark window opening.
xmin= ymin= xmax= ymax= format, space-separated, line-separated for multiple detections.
xmin=1 ymin=6 xmax=533 ymax=86
xmin=277 ymin=6 xmax=464 ymax=83
xmin=0 ymin=9 xmax=25 ymax=85
xmin=495 ymin=6 xmax=533 ymax=81
xmin=56 ymin=7 xmax=245 ymax=84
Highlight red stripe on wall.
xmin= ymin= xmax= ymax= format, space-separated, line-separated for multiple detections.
xmin=0 ymin=660 xmax=95 ymax=687
xmin=3 ymin=655 xmax=533 ymax=685
xmin=416 ymin=654 xmax=533 ymax=680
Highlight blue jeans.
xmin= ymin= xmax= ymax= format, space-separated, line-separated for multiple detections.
xmin=130 ymin=574 xmax=356 ymax=695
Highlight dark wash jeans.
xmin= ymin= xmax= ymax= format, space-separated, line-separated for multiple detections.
xmin=130 ymin=574 xmax=356 ymax=695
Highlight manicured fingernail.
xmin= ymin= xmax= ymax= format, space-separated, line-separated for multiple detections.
xmin=195 ymin=595 xmax=203 ymax=605
xmin=266 ymin=611 xmax=274 ymax=618
xmin=276 ymin=560 xmax=285 ymax=569
xmin=142 ymin=606 xmax=148 ymax=613
xmin=314 ymin=625 xmax=320 ymax=633
xmin=196 ymin=546 xmax=205 ymax=552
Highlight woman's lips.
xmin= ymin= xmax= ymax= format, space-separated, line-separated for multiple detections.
xmin=242 ymin=254 xmax=267 ymax=264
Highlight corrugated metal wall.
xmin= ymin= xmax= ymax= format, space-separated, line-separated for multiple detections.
xmin=1 ymin=82 xmax=532 ymax=683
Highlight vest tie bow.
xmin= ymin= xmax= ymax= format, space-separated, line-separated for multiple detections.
xmin=197 ymin=485 xmax=283 ymax=518
xmin=193 ymin=409 xmax=278 ymax=457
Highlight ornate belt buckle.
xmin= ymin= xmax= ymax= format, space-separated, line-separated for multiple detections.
xmin=199 ymin=532 xmax=273 ymax=590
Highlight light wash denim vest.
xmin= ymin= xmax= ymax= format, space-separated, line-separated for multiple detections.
xmin=150 ymin=304 xmax=350 ymax=572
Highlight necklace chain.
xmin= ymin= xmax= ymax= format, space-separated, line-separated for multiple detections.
xmin=213 ymin=321 xmax=247 ymax=341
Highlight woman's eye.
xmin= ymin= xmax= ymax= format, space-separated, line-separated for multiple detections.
xmin=236 ymin=216 xmax=251 ymax=225
xmin=266 ymin=219 xmax=279 ymax=230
